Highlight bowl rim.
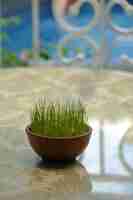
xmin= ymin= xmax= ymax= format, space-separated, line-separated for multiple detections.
xmin=25 ymin=125 xmax=92 ymax=140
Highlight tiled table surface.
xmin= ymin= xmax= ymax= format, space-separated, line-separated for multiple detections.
xmin=0 ymin=67 xmax=133 ymax=199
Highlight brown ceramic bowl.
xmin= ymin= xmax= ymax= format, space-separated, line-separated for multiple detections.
xmin=26 ymin=125 xmax=92 ymax=161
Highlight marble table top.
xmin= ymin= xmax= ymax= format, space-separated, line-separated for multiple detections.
xmin=0 ymin=67 xmax=133 ymax=199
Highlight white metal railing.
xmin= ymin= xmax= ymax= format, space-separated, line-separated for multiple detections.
xmin=32 ymin=0 xmax=40 ymax=63
xmin=1 ymin=0 xmax=133 ymax=66
xmin=51 ymin=0 xmax=133 ymax=66
xmin=31 ymin=0 xmax=133 ymax=66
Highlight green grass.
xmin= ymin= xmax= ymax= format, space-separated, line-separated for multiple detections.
xmin=30 ymin=98 xmax=88 ymax=138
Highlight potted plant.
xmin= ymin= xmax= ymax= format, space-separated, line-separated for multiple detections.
xmin=26 ymin=98 xmax=92 ymax=161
